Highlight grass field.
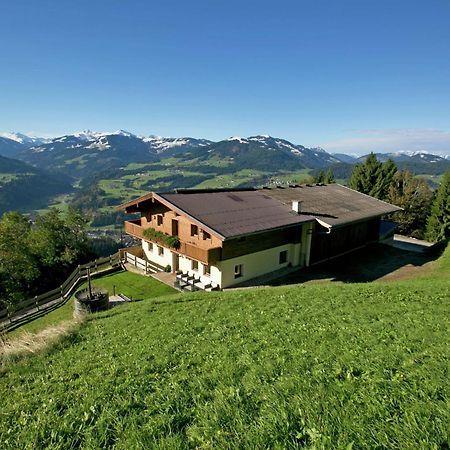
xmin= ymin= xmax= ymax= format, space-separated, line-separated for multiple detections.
xmin=0 ymin=246 xmax=449 ymax=449
xmin=7 ymin=271 xmax=176 ymax=339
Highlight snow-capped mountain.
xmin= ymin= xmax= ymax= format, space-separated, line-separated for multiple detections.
xmin=0 ymin=136 xmax=26 ymax=158
xmin=180 ymin=135 xmax=340 ymax=170
xmin=3 ymin=129 xmax=449 ymax=182
xmin=13 ymin=130 xmax=215 ymax=177
xmin=143 ymin=136 xmax=213 ymax=154
xmin=20 ymin=131 xmax=159 ymax=176
xmin=0 ymin=132 xmax=50 ymax=147
xmin=358 ymin=151 xmax=448 ymax=164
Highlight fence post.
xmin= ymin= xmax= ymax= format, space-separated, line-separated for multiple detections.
xmin=60 ymin=285 xmax=64 ymax=299
xmin=145 ymin=260 xmax=148 ymax=274
xmin=95 ymin=259 xmax=98 ymax=273
xmin=134 ymin=255 xmax=137 ymax=267
xmin=35 ymin=295 xmax=39 ymax=311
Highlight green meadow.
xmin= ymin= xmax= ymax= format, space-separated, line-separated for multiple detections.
xmin=0 ymin=245 xmax=449 ymax=449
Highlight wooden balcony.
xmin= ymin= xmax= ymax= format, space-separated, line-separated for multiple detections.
xmin=124 ymin=219 xmax=146 ymax=239
xmin=124 ymin=220 xmax=222 ymax=264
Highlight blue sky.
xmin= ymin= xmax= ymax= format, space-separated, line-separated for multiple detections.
xmin=1 ymin=0 xmax=450 ymax=155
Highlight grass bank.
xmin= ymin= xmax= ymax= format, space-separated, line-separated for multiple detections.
xmin=7 ymin=271 xmax=176 ymax=338
xmin=0 ymin=246 xmax=448 ymax=449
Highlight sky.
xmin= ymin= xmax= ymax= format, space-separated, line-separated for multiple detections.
xmin=1 ymin=0 xmax=450 ymax=155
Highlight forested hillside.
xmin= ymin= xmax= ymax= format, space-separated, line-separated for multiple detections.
xmin=0 ymin=155 xmax=72 ymax=215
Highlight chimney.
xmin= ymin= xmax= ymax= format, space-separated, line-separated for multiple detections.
xmin=292 ymin=200 xmax=303 ymax=213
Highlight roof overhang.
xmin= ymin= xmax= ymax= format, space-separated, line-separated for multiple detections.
xmin=315 ymin=210 xmax=403 ymax=230
xmin=118 ymin=191 xmax=228 ymax=241
xmin=117 ymin=192 xmax=155 ymax=213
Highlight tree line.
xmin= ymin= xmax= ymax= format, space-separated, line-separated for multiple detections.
xmin=0 ymin=208 xmax=97 ymax=310
xmin=346 ymin=153 xmax=450 ymax=241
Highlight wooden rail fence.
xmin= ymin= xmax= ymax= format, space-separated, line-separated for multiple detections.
xmin=0 ymin=252 xmax=123 ymax=333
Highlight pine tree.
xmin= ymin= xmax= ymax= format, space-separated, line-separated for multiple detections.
xmin=313 ymin=170 xmax=325 ymax=183
xmin=426 ymin=171 xmax=450 ymax=242
xmin=375 ymin=159 xmax=397 ymax=199
xmin=313 ymin=169 xmax=335 ymax=184
xmin=348 ymin=153 xmax=383 ymax=197
xmin=324 ymin=169 xmax=335 ymax=184
xmin=388 ymin=171 xmax=433 ymax=239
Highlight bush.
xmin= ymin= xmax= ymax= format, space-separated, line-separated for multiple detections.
xmin=143 ymin=228 xmax=180 ymax=249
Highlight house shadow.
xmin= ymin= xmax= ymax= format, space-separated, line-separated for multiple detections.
xmin=269 ymin=243 xmax=441 ymax=286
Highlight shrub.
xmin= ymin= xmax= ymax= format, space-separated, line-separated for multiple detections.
xmin=142 ymin=228 xmax=180 ymax=249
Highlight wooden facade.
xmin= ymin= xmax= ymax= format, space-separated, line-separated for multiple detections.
xmin=124 ymin=219 xmax=222 ymax=264
xmin=221 ymin=226 xmax=302 ymax=260
xmin=310 ymin=218 xmax=380 ymax=264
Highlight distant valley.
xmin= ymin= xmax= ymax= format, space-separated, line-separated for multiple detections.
xmin=0 ymin=154 xmax=72 ymax=215
xmin=0 ymin=130 xmax=449 ymax=221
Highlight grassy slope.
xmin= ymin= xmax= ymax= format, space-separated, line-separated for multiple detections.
xmin=0 ymin=248 xmax=449 ymax=449
xmin=8 ymin=272 xmax=176 ymax=338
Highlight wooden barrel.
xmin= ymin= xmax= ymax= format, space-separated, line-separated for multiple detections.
xmin=74 ymin=288 xmax=109 ymax=317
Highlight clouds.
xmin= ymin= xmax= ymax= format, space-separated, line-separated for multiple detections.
xmin=321 ymin=128 xmax=450 ymax=156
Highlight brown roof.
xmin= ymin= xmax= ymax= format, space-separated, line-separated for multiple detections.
xmin=158 ymin=190 xmax=314 ymax=239
xmin=259 ymin=184 xmax=402 ymax=228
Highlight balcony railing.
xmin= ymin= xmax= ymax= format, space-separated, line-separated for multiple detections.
xmin=124 ymin=220 xmax=221 ymax=264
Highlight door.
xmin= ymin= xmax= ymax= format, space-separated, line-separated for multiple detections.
xmin=172 ymin=252 xmax=180 ymax=273
xmin=172 ymin=219 xmax=179 ymax=236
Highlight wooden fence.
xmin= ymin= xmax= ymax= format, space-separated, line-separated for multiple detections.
xmin=0 ymin=253 xmax=122 ymax=333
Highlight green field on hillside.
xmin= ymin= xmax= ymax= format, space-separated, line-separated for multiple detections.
xmin=7 ymin=271 xmax=176 ymax=338
xmin=1 ymin=246 xmax=449 ymax=449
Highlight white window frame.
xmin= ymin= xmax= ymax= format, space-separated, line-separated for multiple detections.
xmin=279 ymin=250 xmax=288 ymax=264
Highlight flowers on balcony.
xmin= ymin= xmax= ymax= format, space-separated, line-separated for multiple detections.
xmin=143 ymin=228 xmax=181 ymax=249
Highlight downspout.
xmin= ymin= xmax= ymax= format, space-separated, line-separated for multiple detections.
xmin=305 ymin=222 xmax=313 ymax=267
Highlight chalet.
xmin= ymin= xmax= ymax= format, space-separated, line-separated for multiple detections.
xmin=119 ymin=184 xmax=401 ymax=290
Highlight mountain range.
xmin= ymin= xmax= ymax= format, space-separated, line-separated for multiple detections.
xmin=0 ymin=130 xmax=449 ymax=216
xmin=1 ymin=130 xmax=448 ymax=174
xmin=0 ymin=131 xmax=344 ymax=177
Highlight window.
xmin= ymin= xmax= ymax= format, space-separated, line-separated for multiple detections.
xmin=279 ymin=250 xmax=288 ymax=264
xmin=234 ymin=264 xmax=243 ymax=279
xmin=203 ymin=264 xmax=211 ymax=276
xmin=157 ymin=215 xmax=163 ymax=226
xmin=158 ymin=246 xmax=164 ymax=256
xmin=191 ymin=260 xmax=198 ymax=271
xmin=202 ymin=230 xmax=211 ymax=240
xmin=148 ymin=242 xmax=154 ymax=252
xmin=191 ymin=224 xmax=198 ymax=236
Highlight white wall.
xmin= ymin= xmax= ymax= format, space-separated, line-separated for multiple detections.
xmin=142 ymin=240 xmax=173 ymax=268
xmin=217 ymin=242 xmax=302 ymax=288
xmin=178 ymin=254 xmax=222 ymax=287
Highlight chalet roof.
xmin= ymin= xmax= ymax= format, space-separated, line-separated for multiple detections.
xmin=158 ymin=190 xmax=314 ymax=239
xmin=119 ymin=184 xmax=402 ymax=240
xmin=258 ymin=184 xmax=402 ymax=228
